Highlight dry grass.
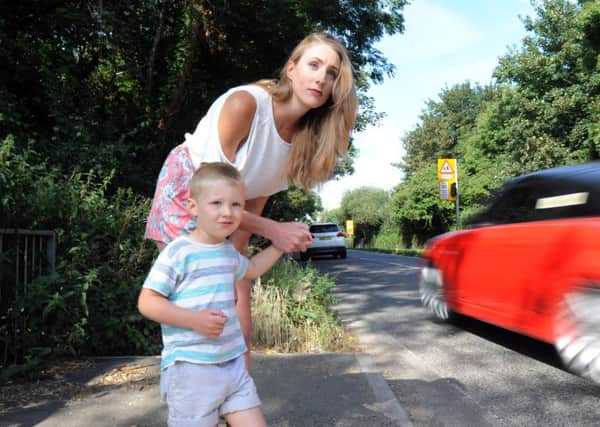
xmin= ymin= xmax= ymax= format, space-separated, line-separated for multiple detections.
xmin=251 ymin=277 xmax=359 ymax=354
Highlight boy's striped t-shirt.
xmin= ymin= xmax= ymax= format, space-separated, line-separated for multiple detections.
xmin=143 ymin=236 xmax=248 ymax=369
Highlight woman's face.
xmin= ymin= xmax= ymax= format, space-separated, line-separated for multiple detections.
xmin=287 ymin=42 xmax=341 ymax=110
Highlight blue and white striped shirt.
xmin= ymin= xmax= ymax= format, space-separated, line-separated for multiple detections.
xmin=143 ymin=236 xmax=248 ymax=369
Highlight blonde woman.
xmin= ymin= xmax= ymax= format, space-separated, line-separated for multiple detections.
xmin=145 ymin=32 xmax=358 ymax=369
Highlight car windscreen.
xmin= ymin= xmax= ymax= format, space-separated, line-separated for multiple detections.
xmin=467 ymin=177 xmax=600 ymax=227
xmin=310 ymin=224 xmax=339 ymax=233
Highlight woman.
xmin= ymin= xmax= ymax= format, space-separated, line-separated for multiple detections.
xmin=145 ymin=31 xmax=358 ymax=367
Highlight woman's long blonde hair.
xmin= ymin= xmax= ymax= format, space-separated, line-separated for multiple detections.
xmin=256 ymin=32 xmax=358 ymax=192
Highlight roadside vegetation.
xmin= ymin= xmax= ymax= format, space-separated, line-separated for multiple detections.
xmin=322 ymin=0 xmax=600 ymax=249
xmin=252 ymin=259 xmax=357 ymax=353
xmin=2 ymin=0 xmax=599 ymax=380
xmin=1 ymin=1 xmax=405 ymax=381
xmin=0 ymin=140 xmax=355 ymax=382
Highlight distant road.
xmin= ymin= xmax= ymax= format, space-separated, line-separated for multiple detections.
xmin=310 ymin=250 xmax=600 ymax=426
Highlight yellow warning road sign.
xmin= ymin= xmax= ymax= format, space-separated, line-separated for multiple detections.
xmin=345 ymin=219 xmax=354 ymax=235
xmin=437 ymin=159 xmax=458 ymax=201
xmin=438 ymin=159 xmax=455 ymax=181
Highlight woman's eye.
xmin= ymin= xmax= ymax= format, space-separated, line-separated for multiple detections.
xmin=327 ymin=70 xmax=338 ymax=79
xmin=309 ymin=62 xmax=318 ymax=69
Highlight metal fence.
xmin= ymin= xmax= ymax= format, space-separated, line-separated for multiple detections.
xmin=0 ymin=229 xmax=56 ymax=366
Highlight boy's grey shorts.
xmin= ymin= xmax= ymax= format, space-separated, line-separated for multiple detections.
xmin=160 ymin=356 xmax=261 ymax=427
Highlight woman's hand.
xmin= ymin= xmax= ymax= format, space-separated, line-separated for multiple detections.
xmin=269 ymin=221 xmax=313 ymax=253
xmin=234 ymin=197 xmax=312 ymax=253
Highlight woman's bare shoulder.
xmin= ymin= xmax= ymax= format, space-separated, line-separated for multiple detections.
xmin=221 ymin=90 xmax=257 ymax=121
xmin=219 ymin=90 xmax=258 ymax=159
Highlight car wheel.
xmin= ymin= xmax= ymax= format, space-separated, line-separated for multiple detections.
xmin=554 ymin=285 xmax=600 ymax=384
xmin=419 ymin=264 xmax=451 ymax=321
xmin=300 ymin=252 xmax=309 ymax=261
xmin=340 ymin=249 xmax=347 ymax=259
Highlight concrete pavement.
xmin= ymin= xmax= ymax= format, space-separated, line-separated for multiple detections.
xmin=1 ymin=353 xmax=413 ymax=427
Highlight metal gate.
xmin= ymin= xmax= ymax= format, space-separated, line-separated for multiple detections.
xmin=0 ymin=229 xmax=56 ymax=366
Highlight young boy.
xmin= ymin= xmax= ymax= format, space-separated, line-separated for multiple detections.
xmin=138 ymin=162 xmax=282 ymax=427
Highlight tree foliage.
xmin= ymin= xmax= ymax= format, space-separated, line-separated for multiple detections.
xmin=319 ymin=207 xmax=345 ymax=225
xmin=0 ymin=0 xmax=407 ymax=196
xmin=402 ymin=82 xmax=496 ymax=177
xmin=0 ymin=2 xmax=411 ymax=372
xmin=340 ymin=187 xmax=389 ymax=245
xmin=262 ymin=187 xmax=323 ymax=223
xmin=390 ymin=0 xmax=600 ymax=246
xmin=491 ymin=0 xmax=600 ymax=173
xmin=0 ymin=137 xmax=159 ymax=373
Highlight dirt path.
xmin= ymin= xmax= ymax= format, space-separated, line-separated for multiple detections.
xmin=1 ymin=358 xmax=160 ymax=414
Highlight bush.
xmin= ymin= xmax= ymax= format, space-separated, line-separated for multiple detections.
xmin=372 ymin=229 xmax=404 ymax=252
xmin=252 ymin=258 xmax=356 ymax=353
xmin=1 ymin=138 xmax=160 ymax=381
xmin=1 ymin=137 xmax=354 ymax=381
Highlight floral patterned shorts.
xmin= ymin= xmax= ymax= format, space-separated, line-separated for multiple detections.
xmin=145 ymin=144 xmax=197 ymax=244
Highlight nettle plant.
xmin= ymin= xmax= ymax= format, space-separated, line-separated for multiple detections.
xmin=1 ymin=137 xmax=160 ymax=380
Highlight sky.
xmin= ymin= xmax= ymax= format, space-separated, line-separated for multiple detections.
xmin=317 ymin=0 xmax=537 ymax=210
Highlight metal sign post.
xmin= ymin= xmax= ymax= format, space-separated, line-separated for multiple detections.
xmin=454 ymin=162 xmax=461 ymax=230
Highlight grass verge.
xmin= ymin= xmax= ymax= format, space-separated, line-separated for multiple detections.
xmin=251 ymin=257 xmax=358 ymax=353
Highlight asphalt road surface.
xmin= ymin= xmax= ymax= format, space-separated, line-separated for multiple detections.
xmin=308 ymin=249 xmax=600 ymax=426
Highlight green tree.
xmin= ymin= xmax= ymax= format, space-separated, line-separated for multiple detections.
xmin=340 ymin=187 xmax=389 ymax=246
xmin=393 ymin=82 xmax=496 ymax=244
xmin=0 ymin=0 xmax=408 ymax=196
xmin=262 ymin=187 xmax=322 ymax=223
xmin=390 ymin=165 xmax=454 ymax=247
xmin=401 ymin=82 xmax=495 ymax=177
xmin=319 ymin=208 xmax=345 ymax=225
xmin=392 ymin=0 xmax=600 ymax=243
xmin=493 ymin=0 xmax=600 ymax=173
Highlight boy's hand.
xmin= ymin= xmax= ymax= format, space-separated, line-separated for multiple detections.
xmin=194 ymin=310 xmax=228 ymax=338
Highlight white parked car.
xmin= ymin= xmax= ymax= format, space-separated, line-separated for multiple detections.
xmin=301 ymin=223 xmax=347 ymax=260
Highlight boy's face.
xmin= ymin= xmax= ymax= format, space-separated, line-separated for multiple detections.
xmin=188 ymin=180 xmax=245 ymax=244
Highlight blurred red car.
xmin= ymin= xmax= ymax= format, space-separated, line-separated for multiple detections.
xmin=420 ymin=162 xmax=600 ymax=383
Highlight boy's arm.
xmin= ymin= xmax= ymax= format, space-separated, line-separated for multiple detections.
xmin=138 ymin=288 xmax=227 ymax=339
xmin=244 ymin=245 xmax=284 ymax=280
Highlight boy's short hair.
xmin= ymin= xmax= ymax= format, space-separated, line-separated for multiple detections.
xmin=190 ymin=162 xmax=243 ymax=198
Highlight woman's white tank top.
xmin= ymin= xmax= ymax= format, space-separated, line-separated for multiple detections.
xmin=183 ymin=85 xmax=291 ymax=199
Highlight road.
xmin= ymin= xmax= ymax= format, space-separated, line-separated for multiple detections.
xmin=309 ymin=250 xmax=600 ymax=426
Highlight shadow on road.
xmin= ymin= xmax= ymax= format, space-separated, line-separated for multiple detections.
xmin=451 ymin=314 xmax=564 ymax=370
xmin=307 ymin=250 xmax=567 ymax=375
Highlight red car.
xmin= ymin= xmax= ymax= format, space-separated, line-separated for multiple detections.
xmin=420 ymin=162 xmax=600 ymax=384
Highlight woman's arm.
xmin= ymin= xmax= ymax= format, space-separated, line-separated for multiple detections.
xmin=240 ymin=206 xmax=313 ymax=253
xmin=228 ymin=196 xmax=312 ymax=254
xmin=218 ymin=91 xmax=256 ymax=162
xmin=217 ymin=91 xmax=312 ymax=253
